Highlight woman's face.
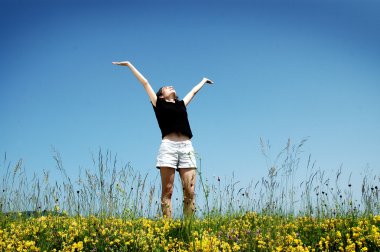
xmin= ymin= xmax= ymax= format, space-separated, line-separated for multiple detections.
xmin=160 ymin=86 xmax=176 ymax=99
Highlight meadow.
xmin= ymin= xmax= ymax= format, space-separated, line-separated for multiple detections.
xmin=1 ymin=139 xmax=379 ymax=251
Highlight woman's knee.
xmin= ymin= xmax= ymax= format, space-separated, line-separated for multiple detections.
xmin=162 ymin=183 xmax=174 ymax=198
xmin=182 ymin=184 xmax=195 ymax=199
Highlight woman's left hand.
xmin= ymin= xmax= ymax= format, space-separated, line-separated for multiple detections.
xmin=203 ymin=77 xmax=214 ymax=84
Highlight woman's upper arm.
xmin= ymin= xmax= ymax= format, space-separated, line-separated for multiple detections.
xmin=143 ymin=82 xmax=158 ymax=106
xmin=183 ymin=90 xmax=195 ymax=107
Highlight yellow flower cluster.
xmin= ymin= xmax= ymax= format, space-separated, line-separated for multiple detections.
xmin=0 ymin=212 xmax=379 ymax=251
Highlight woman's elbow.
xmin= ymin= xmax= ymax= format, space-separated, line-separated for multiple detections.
xmin=141 ymin=79 xmax=149 ymax=86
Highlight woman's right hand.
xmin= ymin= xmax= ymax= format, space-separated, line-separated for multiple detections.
xmin=112 ymin=61 xmax=131 ymax=66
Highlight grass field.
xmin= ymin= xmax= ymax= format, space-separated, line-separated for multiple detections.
xmin=1 ymin=212 xmax=379 ymax=251
xmin=1 ymin=139 xmax=379 ymax=251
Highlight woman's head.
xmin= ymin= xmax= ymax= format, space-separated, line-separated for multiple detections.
xmin=156 ymin=86 xmax=178 ymax=100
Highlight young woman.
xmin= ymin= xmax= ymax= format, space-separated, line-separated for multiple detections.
xmin=112 ymin=61 xmax=213 ymax=218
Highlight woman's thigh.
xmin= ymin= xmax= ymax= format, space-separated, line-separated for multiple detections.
xmin=160 ymin=167 xmax=176 ymax=192
xmin=179 ymin=168 xmax=196 ymax=192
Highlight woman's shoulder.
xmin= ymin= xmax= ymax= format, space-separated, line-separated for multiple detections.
xmin=155 ymin=98 xmax=185 ymax=107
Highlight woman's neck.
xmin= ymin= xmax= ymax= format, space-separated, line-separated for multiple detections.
xmin=164 ymin=94 xmax=176 ymax=103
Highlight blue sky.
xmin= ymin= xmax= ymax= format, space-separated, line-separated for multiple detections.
xmin=1 ymin=0 xmax=379 ymax=198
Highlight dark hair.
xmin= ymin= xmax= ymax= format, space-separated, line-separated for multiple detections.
xmin=156 ymin=87 xmax=164 ymax=98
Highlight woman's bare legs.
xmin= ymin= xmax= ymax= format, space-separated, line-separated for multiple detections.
xmin=160 ymin=167 xmax=196 ymax=218
xmin=179 ymin=168 xmax=196 ymax=218
xmin=160 ymin=167 xmax=175 ymax=218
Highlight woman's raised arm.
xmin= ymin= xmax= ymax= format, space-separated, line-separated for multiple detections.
xmin=112 ymin=61 xmax=157 ymax=106
xmin=183 ymin=77 xmax=213 ymax=106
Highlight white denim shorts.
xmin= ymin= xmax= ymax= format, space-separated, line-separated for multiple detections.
xmin=156 ymin=139 xmax=197 ymax=170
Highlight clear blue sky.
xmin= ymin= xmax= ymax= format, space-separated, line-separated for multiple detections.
xmin=1 ymin=0 xmax=379 ymax=195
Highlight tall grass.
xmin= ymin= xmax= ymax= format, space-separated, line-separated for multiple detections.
xmin=0 ymin=139 xmax=379 ymax=219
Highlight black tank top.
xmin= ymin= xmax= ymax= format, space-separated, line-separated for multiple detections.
xmin=152 ymin=99 xmax=193 ymax=139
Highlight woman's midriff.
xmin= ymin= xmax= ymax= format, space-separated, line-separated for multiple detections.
xmin=163 ymin=132 xmax=190 ymax=142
